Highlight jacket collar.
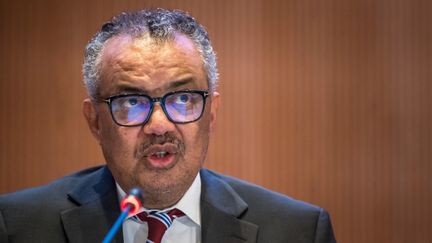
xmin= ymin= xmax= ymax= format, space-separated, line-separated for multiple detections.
xmin=60 ymin=166 xmax=123 ymax=243
xmin=200 ymin=169 xmax=258 ymax=243
xmin=59 ymin=166 xmax=259 ymax=243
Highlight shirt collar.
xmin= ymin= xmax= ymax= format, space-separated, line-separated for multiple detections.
xmin=116 ymin=172 xmax=201 ymax=226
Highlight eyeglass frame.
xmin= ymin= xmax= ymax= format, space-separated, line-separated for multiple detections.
xmin=98 ymin=89 xmax=210 ymax=127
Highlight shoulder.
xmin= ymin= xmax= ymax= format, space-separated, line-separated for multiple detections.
xmin=0 ymin=166 xmax=110 ymax=242
xmin=201 ymin=168 xmax=336 ymax=242
xmin=0 ymin=166 xmax=109 ymax=241
xmin=0 ymin=166 xmax=105 ymax=211
xmin=202 ymin=168 xmax=321 ymax=213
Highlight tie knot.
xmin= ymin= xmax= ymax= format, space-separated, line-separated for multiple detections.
xmin=136 ymin=208 xmax=185 ymax=223
xmin=135 ymin=208 xmax=185 ymax=243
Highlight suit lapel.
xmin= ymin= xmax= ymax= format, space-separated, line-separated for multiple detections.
xmin=200 ymin=169 xmax=258 ymax=243
xmin=60 ymin=166 xmax=123 ymax=243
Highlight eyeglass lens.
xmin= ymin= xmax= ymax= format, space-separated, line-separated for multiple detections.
xmin=110 ymin=92 xmax=205 ymax=126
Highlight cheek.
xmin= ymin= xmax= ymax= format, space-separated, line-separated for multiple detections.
xmin=99 ymin=120 xmax=140 ymax=165
xmin=180 ymin=115 xmax=211 ymax=157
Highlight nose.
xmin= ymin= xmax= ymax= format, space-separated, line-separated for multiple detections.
xmin=143 ymin=103 xmax=176 ymax=135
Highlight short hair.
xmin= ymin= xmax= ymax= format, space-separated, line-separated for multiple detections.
xmin=82 ymin=9 xmax=218 ymax=98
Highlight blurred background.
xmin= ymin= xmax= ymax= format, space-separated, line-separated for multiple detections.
xmin=0 ymin=0 xmax=431 ymax=242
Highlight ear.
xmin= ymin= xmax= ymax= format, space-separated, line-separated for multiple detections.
xmin=209 ymin=91 xmax=220 ymax=133
xmin=83 ymin=98 xmax=101 ymax=144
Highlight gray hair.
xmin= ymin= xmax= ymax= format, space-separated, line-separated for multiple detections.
xmin=82 ymin=9 xmax=218 ymax=98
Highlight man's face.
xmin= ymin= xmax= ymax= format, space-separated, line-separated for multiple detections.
xmin=83 ymin=33 xmax=219 ymax=209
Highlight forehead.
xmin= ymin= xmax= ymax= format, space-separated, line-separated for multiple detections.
xmin=98 ymin=33 xmax=207 ymax=95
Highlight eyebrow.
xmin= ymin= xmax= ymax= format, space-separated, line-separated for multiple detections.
xmin=167 ymin=78 xmax=194 ymax=89
xmin=114 ymin=78 xmax=196 ymax=94
xmin=114 ymin=85 xmax=146 ymax=94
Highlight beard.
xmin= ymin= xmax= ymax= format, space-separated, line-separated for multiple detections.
xmin=131 ymin=132 xmax=197 ymax=208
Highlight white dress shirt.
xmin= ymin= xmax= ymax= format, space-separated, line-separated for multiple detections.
xmin=116 ymin=173 xmax=202 ymax=243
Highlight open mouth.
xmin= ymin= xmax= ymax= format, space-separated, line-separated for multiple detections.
xmin=143 ymin=144 xmax=179 ymax=169
xmin=151 ymin=151 xmax=170 ymax=158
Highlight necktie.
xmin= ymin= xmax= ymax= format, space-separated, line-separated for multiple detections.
xmin=136 ymin=208 xmax=185 ymax=243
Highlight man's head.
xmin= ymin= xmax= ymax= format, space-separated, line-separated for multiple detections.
xmin=83 ymin=9 xmax=218 ymax=98
xmin=82 ymin=9 xmax=220 ymax=209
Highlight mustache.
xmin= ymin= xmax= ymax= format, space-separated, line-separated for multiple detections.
xmin=135 ymin=133 xmax=185 ymax=158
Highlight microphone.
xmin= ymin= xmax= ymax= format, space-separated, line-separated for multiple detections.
xmin=102 ymin=187 xmax=144 ymax=243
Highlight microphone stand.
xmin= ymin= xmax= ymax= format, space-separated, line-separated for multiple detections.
xmin=102 ymin=204 xmax=132 ymax=243
xmin=102 ymin=188 xmax=143 ymax=243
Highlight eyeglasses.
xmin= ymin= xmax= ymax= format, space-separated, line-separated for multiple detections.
xmin=100 ymin=90 xmax=209 ymax=127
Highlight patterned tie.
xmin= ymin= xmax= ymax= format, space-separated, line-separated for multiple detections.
xmin=135 ymin=208 xmax=185 ymax=243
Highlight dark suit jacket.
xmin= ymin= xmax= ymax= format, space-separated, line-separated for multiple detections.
xmin=0 ymin=166 xmax=336 ymax=243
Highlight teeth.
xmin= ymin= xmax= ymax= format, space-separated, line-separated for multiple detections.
xmin=154 ymin=151 xmax=168 ymax=158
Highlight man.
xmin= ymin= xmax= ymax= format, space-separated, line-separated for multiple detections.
xmin=0 ymin=9 xmax=336 ymax=243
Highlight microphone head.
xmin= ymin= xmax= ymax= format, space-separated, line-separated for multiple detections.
xmin=120 ymin=187 xmax=144 ymax=215
xmin=128 ymin=187 xmax=144 ymax=202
